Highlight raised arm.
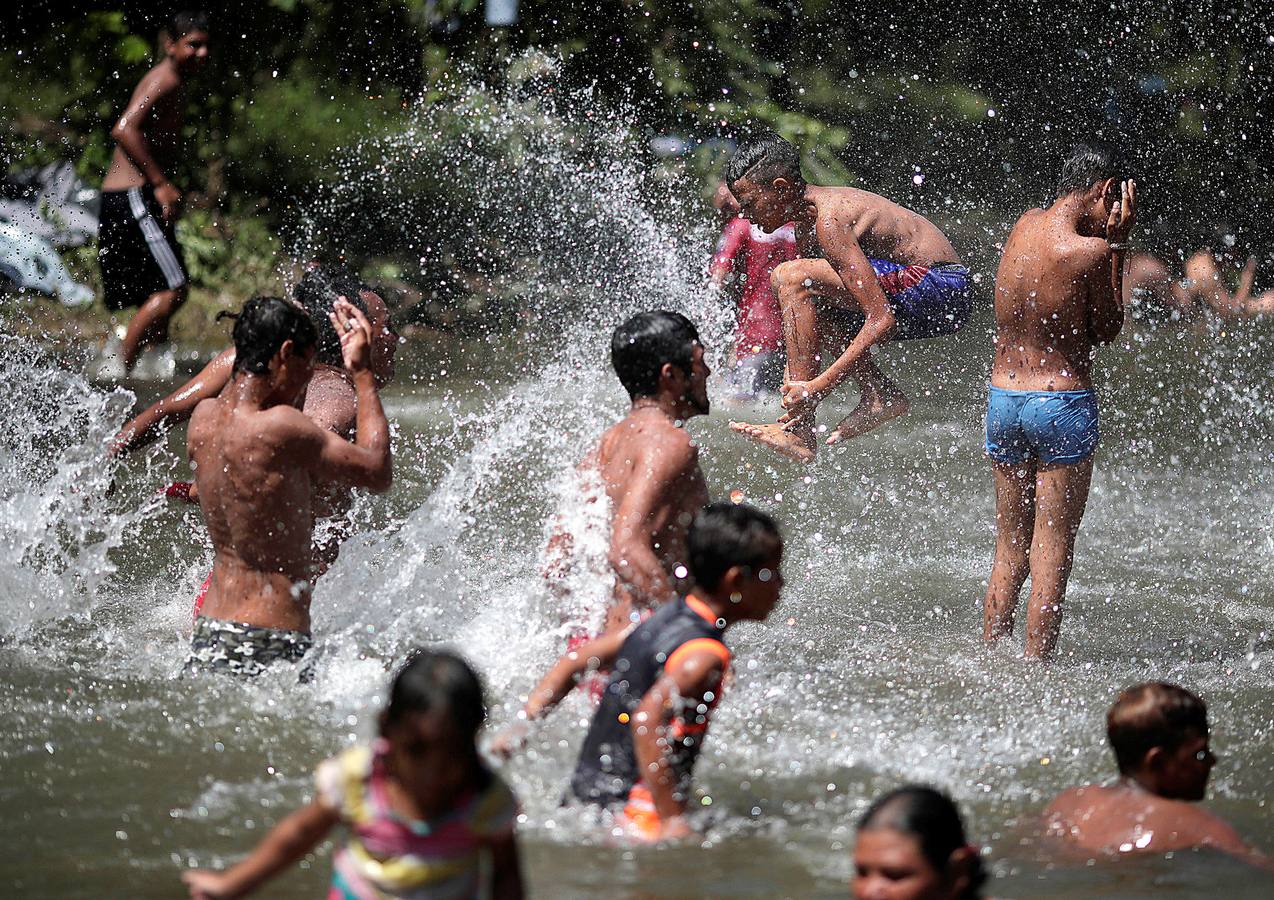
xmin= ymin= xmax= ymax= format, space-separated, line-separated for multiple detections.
xmin=304 ymin=301 xmax=392 ymax=492
xmin=111 ymin=67 xmax=182 ymax=220
xmin=631 ymin=645 xmax=727 ymax=835
xmin=607 ymin=435 xmax=698 ymax=611
xmin=181 ymin=799 xmax=340 ymax=899
xmin=110 ymin=348 xmax=235 ymax=456
xmin=1088 ymin=179 xmax=1137 ymax=345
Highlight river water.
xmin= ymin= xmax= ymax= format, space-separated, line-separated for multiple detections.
xmin=1 ymin=300 xmax=1271 ymax=897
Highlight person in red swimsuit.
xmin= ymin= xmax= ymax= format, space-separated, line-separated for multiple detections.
xmin=709 ymin=182 xmax=796 ymax=399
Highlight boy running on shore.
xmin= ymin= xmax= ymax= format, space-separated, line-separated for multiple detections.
xmin=1044 ymin=682 xmax=1268 ymax=866
xmin=982 ymin=145 xmax=1135 ymax=659
xmin=98 ymin=10 xmax=210 ymax=374
xmin=724 ymin=133 xmax=971 ymax=462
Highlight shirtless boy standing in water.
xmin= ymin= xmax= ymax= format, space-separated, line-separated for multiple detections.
xmin=725 ymin=133 xmax=971 ymax=462
xmin=186 ymin=297 xmax=391 ymax=677
xmin=98 ymin=11 xmax=211 ymax=374
xmin=552 ymin=311 xmax=711 ymax=638
xmin=983 ymin=145 xmax=1135 ymax=659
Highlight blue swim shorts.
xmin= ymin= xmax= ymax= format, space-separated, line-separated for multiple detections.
xmin=870 ymin=258 xmax=972 ymax=339
xmin=985 ymin=385 xmax=1099 ymax=465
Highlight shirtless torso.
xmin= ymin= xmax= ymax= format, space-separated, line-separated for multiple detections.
xmin=189 ymin=301 xmax=391 ymax=635
xmin=1044 ymin=782 xmax=1265 ymax=864
xmin=591 ymin=406 xmax=709 ymax=635
xmin=990 ymin=205 xmax=1121 ymax=392
xmin=794 ymin=185 xmax=960 ymax=269
xmin=102 ymin=58 xmax=187 ymax=193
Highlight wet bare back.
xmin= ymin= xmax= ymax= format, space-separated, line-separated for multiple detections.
xmin=592 ymin=409 xmax=708 ymax=634
xmin=796 ymin=185 xmax=961 ymax=267
xmin=188 ymin=401 xmax=324 ymax=632
xmin=991 ymin=208 xmax=1115 ymax=392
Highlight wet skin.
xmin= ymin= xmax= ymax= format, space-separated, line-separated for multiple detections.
xmin=983 ymin=179 xmax=1136 ymax=659
xmin=188 ymin=302 xmax=391 ymax=634
xmin=728 ymin=176 xmax=961 ymax=461
xmin=589 ymin=343 xmax=711 ymax=634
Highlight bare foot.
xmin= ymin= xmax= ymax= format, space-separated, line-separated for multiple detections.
xmin=729 ymin=420 xmax=817 ymax=463
xmin=825 ymin=393 xmax=910 ymax=446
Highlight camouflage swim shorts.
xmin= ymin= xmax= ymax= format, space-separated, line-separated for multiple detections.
xmin=186 ymin=616 xmax=314 ymax=680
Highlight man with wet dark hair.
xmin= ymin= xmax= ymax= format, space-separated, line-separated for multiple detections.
xmin=1044 ymin=683 xmax=1267 ymax=864
xmin=982 ymin=144 xmax=1135 ymax=660
xmin=725 ymin=132 xmax=971 ymax=462
xmin=98 ymin=10 xmax=212 ymax=374
xmin=110 ymin=264 xmax=397 ymax=457
xmin=185 ymin=296 xmax=391 ymax=678
xmin=544 ymin=310 xmax=711 ymax=642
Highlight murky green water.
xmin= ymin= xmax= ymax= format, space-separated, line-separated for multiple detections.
xmin=1 ymin=312 xmax=1271 ymax=897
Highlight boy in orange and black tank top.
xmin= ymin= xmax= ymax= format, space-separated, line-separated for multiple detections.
xmin=492 ymin=503 xmax=784 ymax=841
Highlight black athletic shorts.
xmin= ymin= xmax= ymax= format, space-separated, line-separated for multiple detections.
xmin=97 ymin=185 xmax=188 ymax=311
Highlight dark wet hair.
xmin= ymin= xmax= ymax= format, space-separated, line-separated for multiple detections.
xmin=293 ymin=264 xmax=371 ymax=367
xmin=688 ymin=502 xmax=782 ymax=592
xmin=165 ymin=10 xmax=210 ymax=38
xmin=725 ymin=132 xmax=803 ymax=189
xmin=1107 ymin=682 xmax=1208 ymax=775
xmin=610 ymin=310 xmax=701 ymax=400
xmin=859 ymin=786 xmax=986 ymax=899
xmin=383 ymin=649 xmax=487 ymax=744
xmin=219 ymin=296 xmax=317 ymax=376
xmin=1055 ymin=143 xmax=1122 ymax=197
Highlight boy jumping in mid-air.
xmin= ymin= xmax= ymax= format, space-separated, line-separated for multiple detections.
xmin=1044 ymin=682 xmax=1268 ymax=866
xmin=98 ymin=10 xmax=210 ymax=375
xmin=724 ymin=132 xmax=971 ymax=462
xmin=496 ymin=503 xmax=784 ymax=841
xmin=982 ymin=145 xmax=1135 ymax=659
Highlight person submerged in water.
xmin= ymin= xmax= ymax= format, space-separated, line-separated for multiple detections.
xmin=1123 ymin=247 xmax=1272 ymax=321
xmin=982 ymin=145 xmax=1136 ymax=660
xmin=182 ymin=650 xmax=524 ymax=899
xmin=724 ymin=132 xmax=971 ymax=462
xmin=97 ymin=11 xmax=211 ymax=375
xmin=502 ymin=503 xmax=784 ymax=841
xmin=853 ymin=785 xmax=988 ymax=900
xmin=185 ymin=296 xmax=391 ymax=678
xmin=544 ymin=311 xmax=711 ymax=640
xmin=1043 ymin=682 xmax=1269 ymax=866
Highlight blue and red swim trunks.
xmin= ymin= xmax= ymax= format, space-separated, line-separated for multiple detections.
xmin=869 ymin=258 xmax=972 ymax=339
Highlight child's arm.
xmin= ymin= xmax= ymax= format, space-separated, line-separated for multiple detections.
xmin=181 ymin=799 xmax=340 ymax=899
xmin=631 ymin=643 xmax=727 ymax=837
xmin=488 ymin=829 xmax=526 ymax=900
xmin=489 ymin=628 xmax=630 ymax=758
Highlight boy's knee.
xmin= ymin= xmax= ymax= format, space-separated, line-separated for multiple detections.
xmin=771 ymin=261 xmax=815 ymax=302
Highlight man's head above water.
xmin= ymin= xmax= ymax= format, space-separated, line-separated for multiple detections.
xmin=610 ymin=310 xmax=710 ymax=416
xmin=725 ymin=132 xmax=806 ymax=233
xmin=1107 ymin=681 xmax=1215 ymax=801
xmin=222 ymin=296 xmax=318 ymax=402
xmin=1055 ymin=143 xmax=1131 ymax=239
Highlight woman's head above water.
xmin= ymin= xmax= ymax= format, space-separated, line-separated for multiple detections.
xmin=853 ymin=786 xmax=986 ymax=900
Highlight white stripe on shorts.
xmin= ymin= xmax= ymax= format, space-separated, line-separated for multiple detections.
xmin=127 ymin=187 xmax=186 ymax=290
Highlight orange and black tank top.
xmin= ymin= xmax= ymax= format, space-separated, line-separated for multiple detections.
xmin=569 ymin=596 xmax=730 ymax=808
